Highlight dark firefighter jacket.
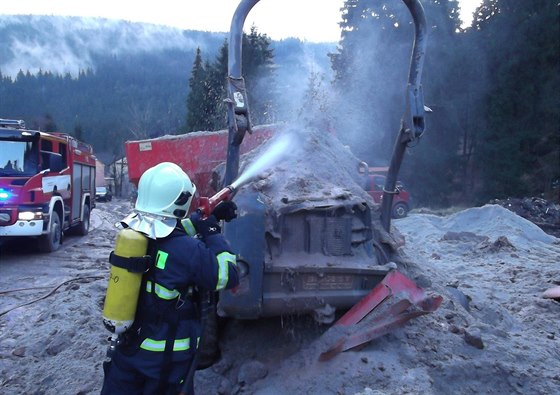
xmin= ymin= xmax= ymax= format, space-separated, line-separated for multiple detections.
xmin=117 ymin=220 xmax=238 ymax=380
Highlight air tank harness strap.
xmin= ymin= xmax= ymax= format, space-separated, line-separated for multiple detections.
xmin=140 ymin=292 xmax=199 ymax=325
xmin=109 ymin=251 xmax=152 ymax=273
xmin=154 ymin=292 xmax=194 ymax=393
xmin=121 ymin=289 xmax=198 ymax=357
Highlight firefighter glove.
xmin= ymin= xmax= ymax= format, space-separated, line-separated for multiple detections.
xmin=211 ymin=201 xmax=238 ymax=222
xmin=190 ymin=211 xmax=221 ymax=238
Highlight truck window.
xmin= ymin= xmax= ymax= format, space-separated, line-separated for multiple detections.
xmin=40 ymin=139 xmax=54 ymax=171
xmin=373 ymin=176 xmax=385 ymax=191
xmin=364 ymin=176 xmax=373 ymax=191
xmin=42 ymin=139 xmax=53 ymax=152
xmin=0 ymin=140 xmax=39 ymax=176
xmin=59 ymin=142 xmax=68 ymax=168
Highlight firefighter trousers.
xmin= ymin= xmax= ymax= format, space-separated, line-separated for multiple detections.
xmin=100 ymin=350 xmax=193 ymax=395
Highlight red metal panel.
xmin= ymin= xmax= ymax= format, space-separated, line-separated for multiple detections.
xmin=125 ymin=126 xmax=275 ymax=196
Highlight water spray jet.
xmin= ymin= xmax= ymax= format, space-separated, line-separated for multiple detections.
xmin=198 ymin=132 xmax=296 ymax=216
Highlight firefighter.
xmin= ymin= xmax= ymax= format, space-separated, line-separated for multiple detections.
xmin=101 ymin=162 xmax=239 ymax=395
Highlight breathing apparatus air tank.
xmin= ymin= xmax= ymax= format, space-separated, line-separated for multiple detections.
xmin=102 ymin=228 xmax=150 ymax=355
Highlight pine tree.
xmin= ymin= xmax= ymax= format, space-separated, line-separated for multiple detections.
xmin=186 ymin=27 xmax=277 ymax=131
xmin=186 ymin=47 xmax=208 ymax=132
xmin=42 ymin=113 xmax=58 ymax=132
xmin=204 ymin=40 xmax=229 ymax=130
xmin=235 ymin=26 xmax=276 ymax=125
xmin=73 ymin=123 xmax=84 ymax=141
xmin=473 ymin=0 xmax=560 ymax=201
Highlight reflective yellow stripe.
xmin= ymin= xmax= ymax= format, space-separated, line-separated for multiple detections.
xmin=154 ymin=283 xmax=179 ymax=300
xmin=216 ymin=251 xmax=236 ymax=290
xmin=173 ymin=338 xmax=190 ymax=351
xmin=140 ymin=337 xmax=191 ymax=352
xmin=181 ymin=218 xmax=197 ymax=237
xmin=155 ymin=250 xmax=168 ymax=270
xmin=145 ymin=280 xmax=179 ymax=300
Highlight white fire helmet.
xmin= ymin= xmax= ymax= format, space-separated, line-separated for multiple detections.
xmin=120 ymin=162 xmax=196 ymax=239
xmin=135 ymin=162 xmax=196 ymax=218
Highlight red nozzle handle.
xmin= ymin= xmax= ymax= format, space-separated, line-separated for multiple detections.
xmin=198 ymin=186 xmax=235 ymax=217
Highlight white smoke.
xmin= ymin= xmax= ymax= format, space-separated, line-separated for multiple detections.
xmin=270 ymin=39 xmax=335 ymax=122
xmin=0 ymin=15 xmax=213 ymax=77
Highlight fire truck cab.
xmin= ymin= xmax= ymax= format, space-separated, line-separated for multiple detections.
xmin=0 ymin=119 xmax=96 ymax=252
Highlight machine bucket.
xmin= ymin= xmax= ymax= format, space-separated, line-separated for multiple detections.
xmin=319 ymin=270 xmax=442 ymax=361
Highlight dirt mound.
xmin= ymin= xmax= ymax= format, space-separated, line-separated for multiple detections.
xmin=490 ymin=197 xmax=560 ymax=237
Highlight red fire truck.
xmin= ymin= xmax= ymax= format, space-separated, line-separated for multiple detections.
xmin=0 ymin=119 xmax=96 ymax=252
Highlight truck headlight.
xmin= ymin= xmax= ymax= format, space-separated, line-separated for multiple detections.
xmin=18 ymin=211 xmax=43 ymax=221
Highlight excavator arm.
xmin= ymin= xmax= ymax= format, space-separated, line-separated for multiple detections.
xmin=224 ymin=0 xmax=260 ymax=186
xmin=224 ymin=1 xmax=428 ymax=234
xmin=380 ymin=0 xmax=428 ymax=232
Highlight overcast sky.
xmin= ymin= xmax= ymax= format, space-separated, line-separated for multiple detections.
xmin=2 ymin=0 xmax=482 ymax=42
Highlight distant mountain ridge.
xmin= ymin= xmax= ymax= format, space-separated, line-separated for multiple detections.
xmin=0 ymin=15 xmax=227 ymax=77
xmin=0 ymin=15 xmax=335 ymax=161
xmin=0 ymin=15 xmax=334 ymax=78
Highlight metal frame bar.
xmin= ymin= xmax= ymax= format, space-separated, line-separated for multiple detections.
xmin=224 ymin=1 xmax=428 ymax=232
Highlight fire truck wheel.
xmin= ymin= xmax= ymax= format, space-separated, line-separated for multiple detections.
xmin=38 ymin=211 xmax=62 ymax=252
xmin=75 ymin=205 xmax=90 ymax=236
xmin=392 ymin=202 xmax=409 ymax=219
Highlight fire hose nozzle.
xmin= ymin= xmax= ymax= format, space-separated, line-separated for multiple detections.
xmin=198 ymin=185 xmax=236 ymax=218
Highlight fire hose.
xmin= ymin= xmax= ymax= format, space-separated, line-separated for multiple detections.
xmin=0 ymin=276 xmax=104 ymax=317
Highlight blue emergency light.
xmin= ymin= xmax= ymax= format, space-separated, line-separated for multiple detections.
xmin=0 ymin=189 xmax=10 ymax=200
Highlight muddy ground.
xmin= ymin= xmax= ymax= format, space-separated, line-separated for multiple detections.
xmin=1 ymin=198 xmax=559 ymax=395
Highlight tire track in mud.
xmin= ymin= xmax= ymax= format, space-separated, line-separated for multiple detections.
xmin=0 ymin=200 xmax=130 ymax=395
xmin=0 ymin=200 xmax=123 ymax=329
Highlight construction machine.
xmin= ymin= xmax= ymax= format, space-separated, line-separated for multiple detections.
xmin=126 ymin=0 xmax=428 ymax=326
xmin=219 ymin=0 xmax=427 ymax=320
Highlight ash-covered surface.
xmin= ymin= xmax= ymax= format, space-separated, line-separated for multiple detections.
xmin=229 ymin=125 xmax=385 ymax=273
xmin=0 ymin=201 xmax=130 ymax=395
xmin=218 ymin=204 xmax=560 ymax=395
xmin=235 ymin=125 xmax=374 ymax=213
xmin=1 ymin=200 xmax=559 ymax=394
xmin=490 ymin=197 xmax=560 ymax=237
